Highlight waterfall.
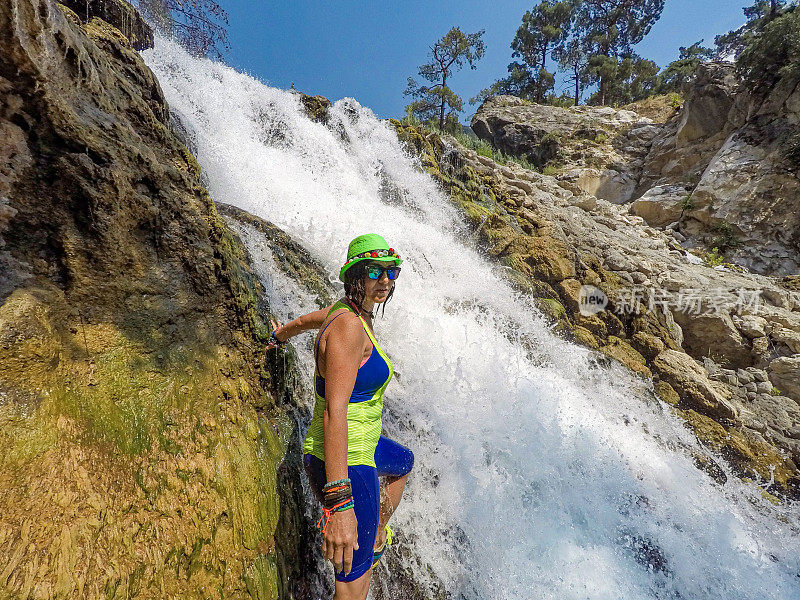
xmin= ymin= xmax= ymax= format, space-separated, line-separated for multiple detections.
xmin=144 ymin=39 xmax=800 ymax=600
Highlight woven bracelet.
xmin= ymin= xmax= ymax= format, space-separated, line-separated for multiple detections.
xmin=323 ymin=490 xmax=353 ymax=509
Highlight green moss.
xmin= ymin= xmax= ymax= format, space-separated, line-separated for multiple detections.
xmin=542 ymin=165 xmax=561 ymax=176
xmin=709 ymin=221 xmax=740 ymax=253
xmin=702 ymin=247 xmax=725 ymax=268
xmin=535 ymin=298 xmax=567 ymax=321
xmin=676 ymin=408 xmax=797 ymax=496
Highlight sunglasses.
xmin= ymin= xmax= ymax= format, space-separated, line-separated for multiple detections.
xmin=366 ymin=265 xmax=401 ymax=280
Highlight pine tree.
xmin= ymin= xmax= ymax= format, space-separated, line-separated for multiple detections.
xmin=656 ymin=41 xmax=714 ymax=93
xmin=509 ymin=1 xmax=574 ymax=102
xmin=716 ymin=1 xmax=789 ymax=58
xmin=575 ymin=0 xmax=665 ymax=105
xmin=405 ymin=27 xmax=486 ymax=132
xmin=737 ymin=4 xmax=800 ymax=92
xmin=552 ymin=36 xmax=594 ymax=105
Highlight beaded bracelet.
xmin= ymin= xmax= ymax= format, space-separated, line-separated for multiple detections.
xmin=323 ymin=478 xmax=351 ymax=490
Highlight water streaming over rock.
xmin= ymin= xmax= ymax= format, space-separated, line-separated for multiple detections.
xmin=144 ymin=39 xmax=800 ymax=600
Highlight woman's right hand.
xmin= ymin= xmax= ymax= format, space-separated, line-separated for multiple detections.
xmin=323 ymin=507 xmax=359 ymax=576
xmin=265 ymin=318 xmax=284 ymax=351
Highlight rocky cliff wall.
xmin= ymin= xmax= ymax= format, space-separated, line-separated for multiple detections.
xmin=472 ymin=62 xmax=800 ymax=277
xmin=0 ymin=1 xmax=302 ymax=597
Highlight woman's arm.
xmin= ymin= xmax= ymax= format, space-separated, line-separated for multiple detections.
xmin=265 ymin=302 xmax=336 ymax=349
xmin=319 ymin=314 xmax=364 ymax=576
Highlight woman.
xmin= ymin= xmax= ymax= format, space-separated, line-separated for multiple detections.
xmin=268 ymin=233 xmax=414 ymax=599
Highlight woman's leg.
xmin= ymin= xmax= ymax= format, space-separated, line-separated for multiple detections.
xmin=304 ymin=455 xmax=380 ymax=599
xmin=375 ymin=473 xmax=410 ymax=548
xmin=333 ymin=570 xmax=372 ymax=600
xmin=373 ymin=436 xmax=414 ymax=549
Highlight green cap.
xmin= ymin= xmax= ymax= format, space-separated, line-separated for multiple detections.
xmin=339 ymin=233 xmax=403 ymax=282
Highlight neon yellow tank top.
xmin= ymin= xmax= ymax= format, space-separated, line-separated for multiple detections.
xmin=302 ymin=301 xmax=394 ymax=467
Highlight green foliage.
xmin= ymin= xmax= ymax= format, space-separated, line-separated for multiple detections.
xmin=405 ymin=27 xmax=486 ymax=130
xmin=473 ymin=0 xmax=668 ymax=107
xmin=510 ymin=1 xmax=574 ymax=102
xmin=709 ymin=221 xmax=740 ymax=253
xmin=576 ymin=0 xmax=666 ymax=105
xmin=542 ymin=164 xmax=561 ymax=176
xmin=401 ymin=105 xmax=463 ymax=135
xmin=473 ymin=1 xmax=573 ymax=104
xmin=553 ymin=36 xmax=595 ymax=105
xmin=669 ymin=92 xmax=683 ymax=108
xmin=770 ymin=387 xmax=782 ymax=396
xmin=737 ymin=5 xmax=800 ymax=93
xmin=446 ymin=128 xmax=539 ymax=171
xmin=704 ymin=247 xmax=726 ymax=267
xmin=656 ymin=41 xmax=715 ymax=93
xmin=546 ymin=92 xmax=578 ymax=107
xmin=716 ymin=0 xmax=790 ymax=58
xmin=680 ymin=193 xmax=695 ymax=212
xmin=586 ymin=54 xmax=660 ymax=105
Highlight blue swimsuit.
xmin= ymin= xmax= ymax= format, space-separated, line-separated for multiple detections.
xmin=302 ymin=302 xmax=414 ymax=582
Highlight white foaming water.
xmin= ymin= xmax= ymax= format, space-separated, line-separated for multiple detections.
xmin=145 ymin=40 xmax=800 ymax=600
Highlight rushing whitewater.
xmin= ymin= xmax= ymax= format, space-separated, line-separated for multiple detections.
xmin=144 ymin=39 xmax=800 ymax=600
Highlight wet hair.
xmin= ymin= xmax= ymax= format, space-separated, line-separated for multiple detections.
xmin=344 ymin=261 xmax=395 ymax=318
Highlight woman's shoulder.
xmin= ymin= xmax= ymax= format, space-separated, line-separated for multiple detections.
xmin=322 ymin=307 xmax=364 ymax=337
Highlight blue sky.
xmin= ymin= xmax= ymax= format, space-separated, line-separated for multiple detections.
xmin=220 ymin=0 xmax=749 ymax=122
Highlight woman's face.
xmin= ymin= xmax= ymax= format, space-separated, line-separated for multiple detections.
xmin=363 ymin=262 xmax=395 ymax=304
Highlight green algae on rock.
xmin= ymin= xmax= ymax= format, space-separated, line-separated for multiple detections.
xmin=0 ymin=0 xmax=304 ymax=596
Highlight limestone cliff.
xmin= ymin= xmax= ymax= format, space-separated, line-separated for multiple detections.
xmin=472 ymin=62 xmax=800 ymax=277
xmin=0 ymin=0 xmax=302 ymax=597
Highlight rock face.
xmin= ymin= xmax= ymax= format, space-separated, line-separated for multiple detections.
xmin=638 ymin=62 xmax=800 ymax=276
xmin=394 ymin=121 xmax=800 ymax=498
xmin=0 ymin=0 xmax=297 ymax=596
xmin=59 ymin=0 xmax=154 ymax=49
xmin=472 ymin=62 xmax=800 ymax=277
xmin=471 ymin=95 xmax=660 ymax=204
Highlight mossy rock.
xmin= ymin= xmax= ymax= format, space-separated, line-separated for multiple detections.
xmin=575 ymin=314 xmax=608 ymax=338
xmin=653 ymin=379 xmax=680 ymax=406
xmin=300 ymin=93 xmax=333 ymax=124
xmin=630 ymin=331 xmax=666 ymax=360
xmin=571 ymin=326 xmax=599 ymax=349
xmin=556 ymin=278 xmax=582 ymax=313
xmin=217 ymin=202 xmax=336 ymax=307
xmin=676 ymin=409 xmax=799 ymax=497
xmin=631 ymin=313 xmax=682 ymax=352
xmin=533 ymin=297 xmax=567 ymax=322
xmin=599 ymin=336 xmax=651 ymax=377
xmin=0 ymin=2 xmax=296 ymax=592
